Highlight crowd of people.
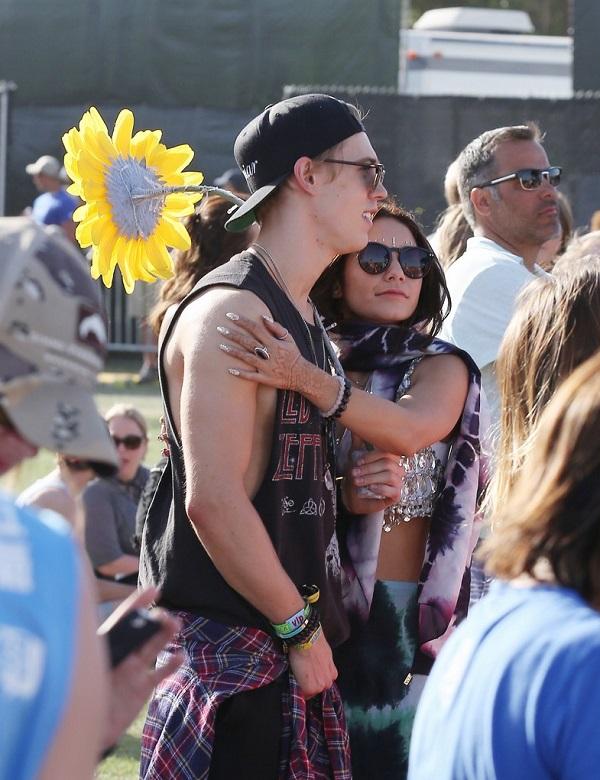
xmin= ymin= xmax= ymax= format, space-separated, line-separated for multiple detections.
xmin=3 ymin=92 xmax=600 ymax=779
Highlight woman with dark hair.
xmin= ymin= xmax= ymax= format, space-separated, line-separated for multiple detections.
xmin=409 ymin=351 xmax=600 ymax=779
xmin=148 ymin=194 xmax=258 ymax=337
xmin=218 ymin=198 xmax=487 ymax=778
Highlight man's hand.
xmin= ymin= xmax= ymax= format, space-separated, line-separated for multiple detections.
xmin=288 ymin=630 xmax=337 ymax=698
xmin=97 ymin=587 xmax=183 ymax=751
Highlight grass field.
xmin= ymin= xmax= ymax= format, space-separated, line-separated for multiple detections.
xmin=1 ymin=355 xmax=162 ymax=779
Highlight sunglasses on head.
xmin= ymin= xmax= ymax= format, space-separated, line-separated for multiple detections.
xmin=357 ymin=242 xmax=434 ymax=279
xmin=111 ymin=434 xmax=145 ymax=450
xmin=477 ymin=166 xmax=562 ymax=192
xmin=322 ymin=158 xmax=386 ymax=192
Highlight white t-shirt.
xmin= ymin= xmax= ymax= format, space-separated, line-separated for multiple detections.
xmin=440 ymin=236 xmax=547 ymax=427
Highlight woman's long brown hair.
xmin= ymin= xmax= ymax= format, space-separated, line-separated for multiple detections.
xmin=483 ymin=350 xmax=600 ymax=603
xmin=148 ymin=195 xmax=254 ymax=337
xmin=486 ymin=260 xmax=600 ymax=519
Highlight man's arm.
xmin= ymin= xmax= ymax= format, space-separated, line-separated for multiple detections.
xmin=173 ymin=287 xmax=336 ymax=696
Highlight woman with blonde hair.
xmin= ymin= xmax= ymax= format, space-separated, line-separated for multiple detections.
xmin=429 ymin=155 xmax=473 ymax=268
xmin=409 ymin=350 xmax=600 ymax=779
xmin=486 ymin=259 xmax=600 ymax=518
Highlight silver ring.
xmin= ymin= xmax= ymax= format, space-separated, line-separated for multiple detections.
xmin=276 ymin=329 xmax=289 ymax=341
xmin=254 ymin=345 xmax=270 ymax=360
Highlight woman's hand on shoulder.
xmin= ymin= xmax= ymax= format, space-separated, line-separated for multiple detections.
xmin=216 ymin=312 xmax=308 ymax=391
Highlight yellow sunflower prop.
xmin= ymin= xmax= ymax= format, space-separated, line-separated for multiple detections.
xmin=63 ymin=107 xmax=243 ymax=293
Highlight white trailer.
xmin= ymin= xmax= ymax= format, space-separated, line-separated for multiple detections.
xmin=400 ymin=7 xmax=572 ymax=99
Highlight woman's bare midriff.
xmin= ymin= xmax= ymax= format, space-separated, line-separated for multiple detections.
xmin=376 ymin=515 xmax=431 ymax=582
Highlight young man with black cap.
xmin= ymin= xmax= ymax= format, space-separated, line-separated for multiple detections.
xmin=139 ymin=93 xmax=387 ymax=778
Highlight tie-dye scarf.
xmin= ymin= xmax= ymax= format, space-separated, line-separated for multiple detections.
xmin=333 ymin=322 xmax=489 ymax=672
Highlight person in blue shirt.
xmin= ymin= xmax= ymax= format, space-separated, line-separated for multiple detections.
xmin=408 ymin=350 xmax=600 ymax=780
xmin=25 ymin=154 xmax=78 ymax=243
xmin=0 ymin=218 xmax=181 ymax=779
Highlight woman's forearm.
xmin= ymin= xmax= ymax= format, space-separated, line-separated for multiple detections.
xmin=290 ymin=357 xmax=342 ymax=412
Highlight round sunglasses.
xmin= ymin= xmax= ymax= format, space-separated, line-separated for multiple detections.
xmin=111 ymin=434 xmax=145 ymax=450
xmin=357 ymin=242 xmax=434 ymax=279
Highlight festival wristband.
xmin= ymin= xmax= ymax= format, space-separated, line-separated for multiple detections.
xmin=271 ymin=603 xmax=311 ymax=639
xmin=271 ymin=584 xmax=321 ymax=638
xmin=283 ymin=604 xmax=321 ymax=648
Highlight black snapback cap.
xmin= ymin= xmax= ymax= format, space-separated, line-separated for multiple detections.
xmin=225 ymin=93 xmax=365 ymax=232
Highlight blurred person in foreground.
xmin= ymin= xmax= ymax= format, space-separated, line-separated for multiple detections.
xmin=409 ymin=350 xmax=600 ymax=779
xmin=486 ymin=260 xmax=600 ymax=521
xmin=0 ymin=218 xmax=180 ymax=779
xmin=17 ymin=453 xmax=95 ymax=527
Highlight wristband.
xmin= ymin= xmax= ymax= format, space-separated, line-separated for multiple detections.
xmin=333 ymin=377 xmax=352 ymax=419
xmin=300 ymin=584 xmax=320 ymax=604
xmin=294 ymin=623 xmax=322 ymax=652
xmin=272 ymin=603 xmax=311 ymax=639
xmin=283 ymin=604 xmax=321 ymax=648
xmin=321 ymin=374 xmax=345 ymax=418
xmin=271 ymin=585 xmax=321 ymax=640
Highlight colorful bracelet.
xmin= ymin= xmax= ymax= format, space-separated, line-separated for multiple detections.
xmin=272 ymin=603 xmax=311 ymax=639
xmin=271 ymin=585 xmax=320 ymax=640
xmin=321 ymin=374 xmax=345 ymax=418
xmin=333 ymin=377 xmax=352 ymax=419
xmin=284 ymin=604 xmax=321 ymax=648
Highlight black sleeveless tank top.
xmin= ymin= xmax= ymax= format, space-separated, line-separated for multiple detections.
xmin=139 ymin=251 xmax=349 ymax=647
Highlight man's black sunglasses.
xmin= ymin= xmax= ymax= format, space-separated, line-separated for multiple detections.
xmin=357 ymin=242 xmax=434 ymax=279
xmin=476 ymin=166 xmax=562 ymax=192
xmin=322 ymin=158 xmax=385 ymax=191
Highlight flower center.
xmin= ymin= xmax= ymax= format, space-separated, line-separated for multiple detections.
xmin=105 ymin=157 xmax=164 ymax=239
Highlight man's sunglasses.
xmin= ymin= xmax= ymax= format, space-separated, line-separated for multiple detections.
xmin=111 ymin=434 xmax=145 ymax=450
xmin=357 ymin=242 xmax=434 ymax=279
xmin=322 ymin=158 xmax=385 ymax=192
xmin=477 ymin=166 xmax=562 ymax=192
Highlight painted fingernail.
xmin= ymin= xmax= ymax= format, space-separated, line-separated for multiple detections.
xmin=216 ymin=325 xmax=229 ymax=335
xmin=262 ymin=314 xmax=274 ymax=323
xmin=228 ymin=368 xmax=240 ymax=376
xmin=225 ymin=312 xmax=239 ymax=321
xmin=219 ymin=344 xmax=231 ymax=353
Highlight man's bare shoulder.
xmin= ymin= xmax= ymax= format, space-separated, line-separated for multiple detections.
xmin=177 ymin=285 xmax=271 ymax=336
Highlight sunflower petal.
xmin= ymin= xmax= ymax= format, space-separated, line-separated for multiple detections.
xmin=112 ymin=109 xmax=134 ymax=157
xmin=156 ymin=216 xmax=191 ymax=251
xmin=145 ymin=234 xmax=174 ymax=278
